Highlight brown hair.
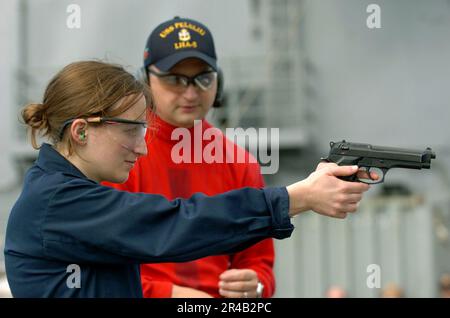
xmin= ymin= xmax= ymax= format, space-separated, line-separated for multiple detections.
xmin=21 ymin=60 xmax=152 ymax=152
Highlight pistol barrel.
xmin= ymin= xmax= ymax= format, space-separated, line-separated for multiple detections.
xmin=328 ymin=140 xmax=436 ymax=169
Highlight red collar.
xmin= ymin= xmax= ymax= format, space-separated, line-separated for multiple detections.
xmin=149 ymin=115 xmax=214 ymax=143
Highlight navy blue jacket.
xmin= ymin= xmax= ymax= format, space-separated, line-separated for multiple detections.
xmin=4 ymin=143 xmax=293 ymax=297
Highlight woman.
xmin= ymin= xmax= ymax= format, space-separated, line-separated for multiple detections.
xmin=4 ymin=61 xmax=370 ymax=297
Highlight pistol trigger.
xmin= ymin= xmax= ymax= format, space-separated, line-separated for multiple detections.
xmin=379 ymin=168 xmax=388 ymax=184
xmin=368 ymin=167 xmax=386 ymax=184
xmin=356 ymin=166 xmax=367 ymax=182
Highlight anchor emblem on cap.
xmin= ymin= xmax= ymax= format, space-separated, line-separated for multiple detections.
xmin=178 ymin=29 xmax=191 ymax=42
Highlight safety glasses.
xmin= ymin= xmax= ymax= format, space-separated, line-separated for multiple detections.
xmin=59 ymin=117 xmax=148 ymax=150
xmin=148 ymin=69 xmax=217 ymax=91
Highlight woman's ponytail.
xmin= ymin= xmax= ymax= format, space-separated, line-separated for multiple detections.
xmin=21 ymin=103 xmax=49 ymax=149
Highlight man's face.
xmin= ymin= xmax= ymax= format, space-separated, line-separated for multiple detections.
xmin=148 ymin=58 xmax=217 ymax=128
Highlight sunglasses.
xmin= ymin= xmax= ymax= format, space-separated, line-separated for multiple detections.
xmin=148 ymin=69 xmax=217 ymax=91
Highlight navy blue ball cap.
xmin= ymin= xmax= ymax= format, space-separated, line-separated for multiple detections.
xmin=143 ymin=16 xmax=217 ymax=72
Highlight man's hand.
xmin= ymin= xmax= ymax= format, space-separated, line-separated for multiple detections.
xmin=287 ymin=163 xmax=373 ymax=218
xmin=218 ymin=269 xmax=259 ymax=298
xmin=171 ymin=284 xmax=213 ymax=298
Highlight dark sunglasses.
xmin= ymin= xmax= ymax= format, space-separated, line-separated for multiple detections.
xmin=148 ymin=69 xmax=217 ymax=91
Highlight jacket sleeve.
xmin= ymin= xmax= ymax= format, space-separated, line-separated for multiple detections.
xmin=104 ymin=164 xmax=176 ymax=297
xmin=41 ymin=179 xmax=293 ymax=265
xmin=228 ymin=162 xmax=276 ymax=297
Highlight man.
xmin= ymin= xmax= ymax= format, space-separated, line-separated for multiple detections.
xmin=105 ymin=16 xmax=275 ymax=298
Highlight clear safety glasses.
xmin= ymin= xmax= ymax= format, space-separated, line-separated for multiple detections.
xmin=59 ymin=117 xmax=148 ymax=150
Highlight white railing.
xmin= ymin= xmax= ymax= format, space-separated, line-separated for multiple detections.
xmin=275 ymin=195 xmax=448 ymax=297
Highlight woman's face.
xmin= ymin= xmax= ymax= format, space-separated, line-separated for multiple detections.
xmin=84 ymin=95 xmax=148 ymax=183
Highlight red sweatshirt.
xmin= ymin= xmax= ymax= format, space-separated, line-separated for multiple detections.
xmin=103 ymin=116 xmax=275 ymax=298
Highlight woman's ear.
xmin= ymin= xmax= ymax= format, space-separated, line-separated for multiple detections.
xmin=69 ymin=119 xmax=88 ymax=145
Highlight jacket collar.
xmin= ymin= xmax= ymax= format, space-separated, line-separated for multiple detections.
xmin=36 ymin=143 xmax=89 ymax=180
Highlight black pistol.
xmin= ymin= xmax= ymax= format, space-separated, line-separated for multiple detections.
xmin=322 ymin=140 xmax=436 ymax=184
